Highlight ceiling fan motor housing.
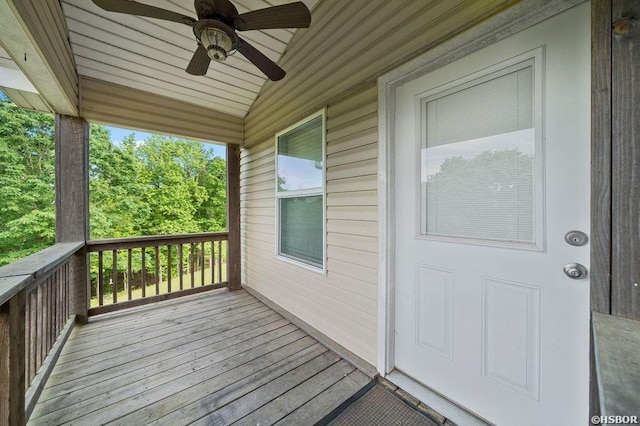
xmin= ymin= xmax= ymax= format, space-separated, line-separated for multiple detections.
xmin=194 ymin=19 xmax=238 ymax=62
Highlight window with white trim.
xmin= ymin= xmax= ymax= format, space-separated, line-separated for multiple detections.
xmin=275 ymin=111 xmax=325 ymax=270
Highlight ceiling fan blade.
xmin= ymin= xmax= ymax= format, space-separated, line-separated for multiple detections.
xmin=234 ymin=2 xmax=311 ymax=31
xmin=92 ymin=0 xmax=196 ymax=26
xmin=212 ymin=0 xmax=238 ymax=17
xmin=194 ymin=0 xmax=238 ymax=19
xmin=237 ymin=37 xmax=285 ymax=81
xmin=186 ymin=45 xmax=211 ymax=76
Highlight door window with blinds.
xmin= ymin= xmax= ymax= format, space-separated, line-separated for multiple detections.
xmin=275 ymin=111 xmax=326 ymax=270
xmin=419 ymin=55 xmax=543 ymax=248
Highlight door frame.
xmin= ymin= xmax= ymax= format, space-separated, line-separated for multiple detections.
xmin=376 ymin=0 xmax=587 ymax=377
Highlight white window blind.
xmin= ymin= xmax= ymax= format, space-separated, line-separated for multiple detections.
xmin=421 ymin=65 xmax=536 ymax=244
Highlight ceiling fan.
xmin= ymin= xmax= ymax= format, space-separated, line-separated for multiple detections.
xmin=91 ymin=0 xmax=312 ymax=81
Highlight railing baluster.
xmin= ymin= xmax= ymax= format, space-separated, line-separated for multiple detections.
xmin=55 ymin=269 xmax=60 ymax=336
xmin=154 ymin=246 xmax=160 ymax=296
xmin=167 ymin=245 xmax=172 ymax=293
xmin=44 ymin=278 xmax=49 ymax=354
xmin=0 ymin=289 xmax=26 ymax=425
xmin=45 ymin=280 xmax=49 ymax=351
xmin=178 ymin=244 xmax=183 ymax=291
xmin=98 ymin=252 xmax=104 ymax=306
xmin=200 ymin=242 xmax=205 ymax=286
xmin=218 ymin=240 xmax=223 ymax=283
xmin=36 ymin=285 xmax=43 ymax=370
xmin=28 ymin=291 xmax=36 ymax=384
xmin=48 ymin=277 xmax=53 ymax=352
xmin=61 ymin=264 xmax=66 ymax=321
xmin=214 ymin=241 xmax=216 ymax=284
xmin=59 ymin=268 xmax=63 ymax=331
xmin=43 ymin=278 xmax=49 ymax=356
xmin=190 ymin=243 xmax=195 ymax=289
xmin=63 ymin=262 xmax=69 ymax=321
xmin=25 ymin=292 xmax=31 ymax=385
xmin=141 ymin=248 xmax=146 ymax=298
xmin=127 ymin=249 xmax=133 ymax=301
xmin=112 ymin=250 xmax=118 ymax=305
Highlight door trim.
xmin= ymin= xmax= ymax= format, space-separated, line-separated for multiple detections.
xmin=376 ymin=0 xmax=587 ymax=376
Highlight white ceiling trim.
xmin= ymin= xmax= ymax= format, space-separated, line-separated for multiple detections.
xmin=0 ymin=0 xmax=76 ymax=115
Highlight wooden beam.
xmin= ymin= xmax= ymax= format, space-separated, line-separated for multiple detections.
xmin=611 ymin=0 xmax=640 ymax=320
xmin=591 ymin=0 xmax=612 ymax=316
xmin=0 ymin=289 xmax=26 ymax=426
xmin=55 ymin=115 xmax=89 ymax=323
xmin=227 ymin=144 xmax=242 ymax=291
xmin=591 ymin=0 xmax=612 ymax=420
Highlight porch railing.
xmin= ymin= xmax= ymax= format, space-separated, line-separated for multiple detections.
xmin=86 ymin=232 xmax=229 ymax=315
xmin=0 ymin=242 xmax=84 ymax=424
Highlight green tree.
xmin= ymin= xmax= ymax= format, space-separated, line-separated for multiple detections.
xmin=0 ymin=94 xmax=228 ymax=271
xmin=136 ymin=136 xmax=209 ymax=235
xmin=0 ymin=96 xmax=55 ymax=265
xmin=89 ymin=129 xmax=150 ymax=239
xmin=197 ymin=153 xmax=227 ymax=231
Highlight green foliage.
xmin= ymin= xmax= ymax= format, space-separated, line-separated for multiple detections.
xmin=0 ymin=95 xmax=227 ymax=267
xmin=88 ymin=133 xmax=226 ymax=239
xmin=0 ymin=98 xmax=55 ymax=265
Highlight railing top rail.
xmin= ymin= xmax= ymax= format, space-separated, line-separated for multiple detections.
xmin=0 ymin=241 xmax=84 ymax=306
xmin=86 ymin=231 xmax=229 ymax=252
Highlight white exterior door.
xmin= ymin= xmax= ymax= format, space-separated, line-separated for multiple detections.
xmin=393 ymin=4 xmax=590 ymax=425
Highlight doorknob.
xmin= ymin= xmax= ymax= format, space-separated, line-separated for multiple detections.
xmin=563 ymin=262 xmax=588 ymax=279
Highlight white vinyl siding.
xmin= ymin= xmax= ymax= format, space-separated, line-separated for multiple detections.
xmin=241 ymin=85 xmax=379 ymax=364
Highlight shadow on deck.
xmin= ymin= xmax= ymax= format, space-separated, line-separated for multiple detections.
xmin=28 ymin=289 xmax=372 ymax=425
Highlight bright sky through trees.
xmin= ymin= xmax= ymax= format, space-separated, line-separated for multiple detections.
xmin=105 ymin=126 xmax=226 ymax=158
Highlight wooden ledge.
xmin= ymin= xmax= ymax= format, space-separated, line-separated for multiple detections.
xmin=592 ymin=312 xmax=640 ymax=416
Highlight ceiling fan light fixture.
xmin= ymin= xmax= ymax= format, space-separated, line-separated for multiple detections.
xmin=200 ymin=27 xmax=233 ymax=61
xmin=194 ymin=20 xmax=237 ymax=63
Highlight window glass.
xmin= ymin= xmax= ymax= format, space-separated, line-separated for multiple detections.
xmin=279 ymin=196 xmax=323 ymax=266
xmin=277 ymin=116 xmax=323 ymax=192
xmin=421 ymin=65 xmax=536 ymax=244
xmin=276 ymin=112 xmax=325 ymax=269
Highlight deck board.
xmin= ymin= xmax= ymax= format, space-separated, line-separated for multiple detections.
xmin=276 ymin=369 xmax=372 ymax=425
xmin=28 ymin=289 xmax=372 ymax=425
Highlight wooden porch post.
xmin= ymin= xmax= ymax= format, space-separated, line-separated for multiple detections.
xmin=55 ymin=115 xmax=90 ymax=323
xmin=226 ymin=143 xmax=241 ymax=291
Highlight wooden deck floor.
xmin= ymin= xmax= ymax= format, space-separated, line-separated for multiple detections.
xmin=28 ymin=289 xmax=372 ymax=425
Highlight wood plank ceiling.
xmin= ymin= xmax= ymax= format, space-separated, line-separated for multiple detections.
xmin=61 ymin=0 xmax=318 ymax=118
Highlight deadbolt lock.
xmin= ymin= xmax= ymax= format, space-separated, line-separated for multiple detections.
xmin=565 ymin=230 xmax=588 ymax=246
xmin=564 ymin=262 xmax=588 ymax=279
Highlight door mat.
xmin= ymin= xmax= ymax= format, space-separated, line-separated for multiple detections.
xmin=325 ymin=384 xmax=440 ymax=426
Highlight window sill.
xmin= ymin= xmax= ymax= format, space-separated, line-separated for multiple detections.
xmin=275 ymin=254 xmax=325 ymax=275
